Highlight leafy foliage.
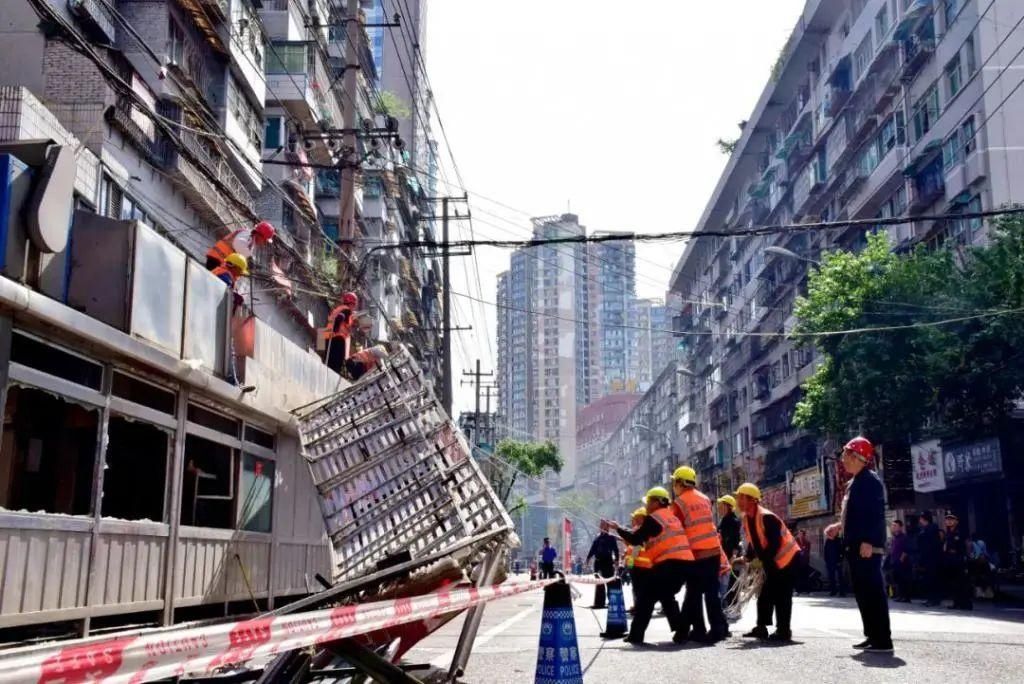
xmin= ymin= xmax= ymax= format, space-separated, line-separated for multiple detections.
xmin=487 ymin=439 xmax=562 ymax=506
xmin=716 ymin=138 xmax=739 ymax=155
xmin=375 ymin=90 xmax=412 ymax=119
xmin=793 ymin=217 xmax=1024 ymax=443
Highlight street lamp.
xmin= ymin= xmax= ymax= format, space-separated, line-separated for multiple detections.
xmin=765 ymin=245 xmax=820 ymax=266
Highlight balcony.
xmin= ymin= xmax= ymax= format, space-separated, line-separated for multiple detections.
xmin=792 ymin=153 xmax=826 ymax=216
xmin=908 ymin=156 xmax=945 ymax=211
xmin=105 ymin=95 xmax=161 ymax=166
xmin=68 ymin=0 xmax=117 ymax=43
xmin=266 ymin=41 xmax=344 ymax=142
xmin=823 ymin=55 xmax=852 ymax=118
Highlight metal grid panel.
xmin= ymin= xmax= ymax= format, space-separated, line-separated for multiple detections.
xmin=297 ymin=347 xmax=514 ymax=581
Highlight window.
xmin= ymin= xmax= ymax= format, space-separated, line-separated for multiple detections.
xmin=782 ymin=352 xmax=791 ymax=379
xmin=168 ymin=18 xmax=185 ymax=66
xmin=945 ymin=54 xmax=963 ymax=98
xmin=11 ymin=331 xmax=104 ymax=389
xmin=943 ymin=0 xmax=959 ymax=30
xmin=102 ymin=417 xmax=168 ymax=522
xmin=943 ymin=131 xmax=961 ymax=171
xmin=227 ymin=76 xmax=262 ymax=151
xmin=912 ymin=84 xmax=940 ymax=140
xmin=181 ymin=435 xmax=236 ymax=529
xmin=965 ymin=35 xmax=977 ymax=76
xmin=854 ymin=32 xmax=874 ymax=81
xmin=961 ymin=116 xmax=976 ymax=156
xmin=875 ymin=3 xmax=892 ymax=41
xmin=0 ymin=386 xmax=98 ymax=515
xmin=240 ymin=453 xmax=274 ymax=533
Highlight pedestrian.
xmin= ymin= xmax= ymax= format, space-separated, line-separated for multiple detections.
xmin=795 ymin=529 xmax=812 ymax=594
xmin=717 ymin=494 xmax=741 ymax=599
xmin=671 ymin=465 xmax=728 ymax=643
xmin=824 ymin=436 xmax=893 ymax=654
xmin=887 ymin=520 xmax=912 ymax=602
xmin=324 ymin=292 xmax=359 ymax=373
xmin=942 ymin=513 xmax=973 ymax=610
xmin=624 ymin=508 xmax=649 ymax=615
xmin=587 ymin=522 xmax=619 ymax=609
xmin=917 ymin=511 xmax=943 ymax=606
xmin=344 ymin=343 xmax=388 ymax=381
xmin=824 ymin=530 xmax=847 ymax=597
xmin=607 ymin=487 xmax=691 ymax=645
xmin=539 ymin=538 xmax=557 ymax=579
xmin=968 ymin=534 xmax=994 ymax=599
xmin=732 ymin=482 xmax=799 ymax=642
xmin=205 ymin=220 xmax=275 ymax=270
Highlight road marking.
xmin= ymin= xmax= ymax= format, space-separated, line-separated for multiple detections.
xmin=429 ymin=606 xmax=538 ymax=668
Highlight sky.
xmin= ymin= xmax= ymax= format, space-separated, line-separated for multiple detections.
xmin=424 ymin=0 xmax=807 ymax=416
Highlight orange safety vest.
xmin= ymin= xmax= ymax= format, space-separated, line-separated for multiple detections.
xmin=674 ymin=488 xmax=722 ymax=558
xmin=324 ymin=305 xmax=355 ymax=341
xmin=719 ymin=547 xmax=732 ymax=576
xmin=645 ymin=508 xmax=695 ymax=564
xmin=633 ymin=548 xmax=653 ymax=570
xmin=206 ymin=230 xmax=242 ymax=263
xmin=211 ymin=264 xmax=237 ymax=289
xmin=742 ymin=505 xmax=799 ymax=570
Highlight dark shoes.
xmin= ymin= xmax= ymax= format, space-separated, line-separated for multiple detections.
xmin=743 ymin=626 xmax=769 ymax=639
xmin=865 ymin=642 xmax=895 ymax=653
xmin=623 ymin=635 xmax=646 ymax=645
xmin=671 ymin=631 xmax=689 ymax=644
xmin=767 ymin=631 xmax=792 ymax=643
xmin=853 ymin=639 xmax=872 ymax=649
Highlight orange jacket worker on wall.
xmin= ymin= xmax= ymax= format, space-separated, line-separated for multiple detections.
xmin=206 ymin=221 xmax=275 ymax=270
xmin=345 ymin=344 xmax=388 ymax=381
xmin=325 ymin=292 xmax=359 ymax=373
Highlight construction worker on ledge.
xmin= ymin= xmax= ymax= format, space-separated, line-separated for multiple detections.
xmin=605 ymin=487 xmax=690 ymax=646
xmin=211 ymin=253 xmax=249 ymax=291
xmin=345 ymin=343 xmax=388 ymax=381
xmin=206 ymin=221 xmax=275 ymax=270
xmin=324 ymin=292 xmax=359 ymax=373
xmin=671 ymin=465 xmax=729 ymax=643
xmin=732 ymin=482 xmax=799 ymax=642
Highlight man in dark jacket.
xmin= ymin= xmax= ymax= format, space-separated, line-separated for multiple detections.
xmin=587 ymin=522 xmax=620 ymax=609
xmin=825 ymin=436 xmax=893 ymax=653
xmin=917 ymin=512 xmax=943 ymax=606
xmin=942 ymin=513 xmax=973 ymax=610
xmin=717 ymin=494 xmax=741 ymax=600
xmin=887 ymin=520 xmax=911 ymax=602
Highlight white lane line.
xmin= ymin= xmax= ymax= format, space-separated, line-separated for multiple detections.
xmin=429 ymin=606 xmax=538 ymax=668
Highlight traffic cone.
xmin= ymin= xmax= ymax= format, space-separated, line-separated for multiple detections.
xmin=534 ymin=579 xmax=584 ymax=684
xmin=600 ymin=579 xmax=628 ymax=639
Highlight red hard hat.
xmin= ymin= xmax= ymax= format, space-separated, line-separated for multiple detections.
xmin=844 ymin=436 xmax=874 ymax=461
xmin=341 ymin=292 xmax=358 ymax=308
xmin=253 ymin=221 xmax=276 ymax=242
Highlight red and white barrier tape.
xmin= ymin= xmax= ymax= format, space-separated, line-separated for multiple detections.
xmin=0 ymin=579 xmax=559 ymax=684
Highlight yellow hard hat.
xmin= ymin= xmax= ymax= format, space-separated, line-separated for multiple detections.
xmin=735 ymin=482 xmax=762 ymax=501
xmin=225 ymin=253 xmax=250 ymax=275
xmin=643 ymin=486 xmax=671 ymax=504
xmin=717 ymin=494 xmax=737 ymax=509
xmin=672 ymin=465 xmax=697 ymax=485
xmin=631 ymin=507 xmax=648 ymax=518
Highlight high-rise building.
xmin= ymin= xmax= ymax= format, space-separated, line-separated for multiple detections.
xmin=628 ymin=298 xmax=674 ymax=392
xmin=594 ymin=239 xmax=636 ymax=394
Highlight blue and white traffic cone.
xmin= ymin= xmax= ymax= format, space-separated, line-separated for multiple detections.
xmin=600 ymin=579 xmax=628 ymax=639
xmin=534 ymin=579 xmax=584 ymax=684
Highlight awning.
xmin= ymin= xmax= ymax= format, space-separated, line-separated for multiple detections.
xmin=282 ymin=179 xmax=317 ymax=222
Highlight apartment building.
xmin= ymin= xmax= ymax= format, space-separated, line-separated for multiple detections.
xmin=593 ymin=238 xmax=635 ymax=395
xmin=628 ymin=298 xmax=674 ymax=393
xmin=669 ymin=0 xmax=1024 ymax=544
xmin=0 ymin=0 xmax=441 ymax=639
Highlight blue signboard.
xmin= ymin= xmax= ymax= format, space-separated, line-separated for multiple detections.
xmin=943 ymin=438 xmax=1002 ymax=484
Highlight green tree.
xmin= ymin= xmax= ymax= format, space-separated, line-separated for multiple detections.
xmin=716 ymin=138 xmax=739 ymax=155
xmin=487 ymin=439 xmax=562 ymax=507
xmin=793 ymin=216 xmax=1024 ymax=443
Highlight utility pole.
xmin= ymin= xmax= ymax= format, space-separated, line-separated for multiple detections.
xmin=340 ymin=0 xmax=360 ymax=250
xmin=461 ymin=360 xmax=493 ymax=447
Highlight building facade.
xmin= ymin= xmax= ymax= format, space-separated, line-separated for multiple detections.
xmin=0 ymin=0 xmax=443 ymax=639
xmin=669 ymin=0 xmax=1024 ymax=555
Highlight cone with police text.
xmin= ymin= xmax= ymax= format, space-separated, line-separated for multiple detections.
xmin=600 ymin=579 xmax=628 ymax=639
xmin=534 ymin=579 xmax=584 ymax=684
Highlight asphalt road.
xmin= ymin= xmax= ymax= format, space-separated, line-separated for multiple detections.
xmin=406 ymin=574 xmax=1024 ymax=683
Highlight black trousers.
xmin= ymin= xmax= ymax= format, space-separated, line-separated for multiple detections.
xmin=540 ymin=562 xmax=555 ymax=579
xmin=943 ymin=560 xmax=973 ymax=609
xmin=592 ymin=557 xmax=615 ymax=607
xmin=848 ymin=553 xmax=891 ymax=644
xmin=756 ymin=563 xmax=795 ymax=633
xmin=629 ymin=560 xmax=685 ymax=641
xmin=827 ymin=560 xmax=848 ymax=595
xmin=681 ymin=555 xmax=728 ymax=637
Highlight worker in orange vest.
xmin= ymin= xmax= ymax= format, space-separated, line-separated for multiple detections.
xmin=606 ymin=487 xmax=691 ymax=645
xmin=211 ymin=253 xmax=249 ymax=290
xmin=732 ymin=482 xmax=800 ymax=642
xmin=671 ymin=465 xmax=729 ymax=643
xmin=624 ymin=507 xmax=650 ymax=617
xmin=345 ymin=343 xmax=388 ymax=381
xmin=205 ymin=221 xmax=275 ymax=270
xmin=324 ymin=292 xmax=359 ymax=373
